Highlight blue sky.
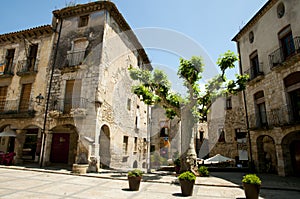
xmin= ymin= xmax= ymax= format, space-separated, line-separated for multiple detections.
xmin=0 ymin=0 xmax=268 ymax=92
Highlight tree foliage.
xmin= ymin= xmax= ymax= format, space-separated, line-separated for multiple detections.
xmin=128 ymin=51 xmax=248 ymax=121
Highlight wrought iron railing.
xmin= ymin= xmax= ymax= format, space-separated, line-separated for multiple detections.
xmin=248 ymin=105 xmax=298 ymax=129
xmin=269 ymin=36 xmax=300 ymax=69
xmin=49 ymin=97 xmax=88 ymax=114
xmin=66 ymin=50 xmax=85 ymax=66
xmin=244 ymin=63 xmax=264 ymax=81
xmin=16 ymin=59 xmax=39 ymax=75
xmin=0 ymin=99 xmax=35 ymax=115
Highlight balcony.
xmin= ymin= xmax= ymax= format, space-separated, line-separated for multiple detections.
xmin=0 ymin=99 xmax=35 ymax=118
xmin=0 ymin=63 xmax=14 ymax=78
xmin=66 ymin=50 xmax=85 ymax=67
xmin=269 ymin=36 xmax=300 ymax=69
xmin=16 ymin=59 xmax=39 ymax=76
xmin=49 ymin=97 xmax=88 ymax=118
xmin=248 ymin=105 xmax=298 ymax=130
xmin=244 ymin=64 xmax=264 ymax=82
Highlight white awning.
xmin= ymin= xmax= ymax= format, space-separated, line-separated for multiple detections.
xmin=0 ymin=129 xmax=16 ymax=137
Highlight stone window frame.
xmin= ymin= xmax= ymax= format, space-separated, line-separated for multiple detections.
xmin=78 ymin=15 xmax=89 ymax=28
xmin=284 ymin=72 xmax=300 ymax=122
xmin=254 ymin=90 xmax=268 ymax=127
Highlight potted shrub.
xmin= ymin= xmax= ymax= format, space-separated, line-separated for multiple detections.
xmin=128 ymin=169 xmax=143 ymax=191
xmin=242 ymin=174 xmax=261 ymax=199
xmin=174 ymin=158 xmax=181 ymax=174
xmin=178 ymin=171 xmax=196 ymax=196
xmin=198 ymin=166 xmax=209 ymax=177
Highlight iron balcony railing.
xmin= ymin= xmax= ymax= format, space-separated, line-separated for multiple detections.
xmin=244 ymin=63 xmax=264 ymax=81
xmin=269 ymin=36 xmax=300 ymax=69
xmin=0 ymin=99 xmax=35 ymax=115
xmin=66 ymin=50 xmax=85 ymax=66
xmin=248 ymin=105 xmax=299 ymax=129
xmin=49 ymin=97 xmax=88 ymax=114
xmin=16 ymin=59 xmax=39 ymax=75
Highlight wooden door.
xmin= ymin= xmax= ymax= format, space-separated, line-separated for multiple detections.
xmin=50 ymin=133 xmax=70 ymax=164
xmin=291 ymin=141 xmax=300 ymax=175
xmin=19 ymin=84 xmax=32 ymax=112
xmin=0 ymin=86 xmax=8 ymax=112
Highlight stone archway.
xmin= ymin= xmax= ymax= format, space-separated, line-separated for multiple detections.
xmin=99 ymin=125 xmax=111 ymax=169
xmin=282 ymin=131 xmax=300 ymax=176
xmin=257 ymin=135 xmax=277 ymax=173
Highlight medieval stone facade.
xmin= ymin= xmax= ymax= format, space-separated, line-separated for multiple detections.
xmin=233 ymin=0 xmax=300 ymax=176
xmin=0 ymin=1 xmax=151 ymax=171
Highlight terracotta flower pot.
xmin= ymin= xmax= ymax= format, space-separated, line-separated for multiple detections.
xmin=243 ymin=182 xmax=260 ymax=199
xmin=128 ymin=176 xmax=142 ymax=191
xmin=179 ymin=179 xmax=195 ymax=196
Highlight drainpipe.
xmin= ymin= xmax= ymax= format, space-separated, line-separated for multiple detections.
xmin=40 ymin=16 xmax=63 ymax=168
xmin=237 ymin=41 xmax=254 ymax=171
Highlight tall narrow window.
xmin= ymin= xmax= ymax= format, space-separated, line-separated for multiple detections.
xmin=135 ymin=105 xmax=140 ymax=129
xmin=284 ymin=72 xmax=300 ymax=122
xmin=4 ymin=49 xmax=15 ymax=74
xmin=19 ymin=84 xmax=32 ymax=112
xmin=279 ymin=25 xmax=295 ymax=60
xmin=27 ymin=44 xmax=38 ymax=71
xmin=78 ymin=15 xmax=89 ymax=27
xmin=134 ymin=137 xmax=138 ymax=152
xmin=0 ymin=86 xmax=8 ymax=112
xmin=254 ymin=91 xmax=267 ymax=127
xmin=218 ymin=128 xmax=225 ymax=142
xmin=64 ymin=80 xmax=82 ymax=113
xmin=226 ymin=97 xmax=232 ymax=109
xmin=123 ymin=136 xmax=128 ymax=155
xmin=250 ymin=51 xmax=261 ymax=79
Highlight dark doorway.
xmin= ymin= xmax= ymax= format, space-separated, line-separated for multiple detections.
xmin=23 ymin=129 xmax=38 ymax=161
xmin=291 ymin=141 xmax=300 ymax=176
xmin=50 ymin=133 xmax=70 ymax=164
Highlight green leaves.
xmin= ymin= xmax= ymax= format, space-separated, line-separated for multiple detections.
xmin=128 ymin=51 xmax=245 ymax=121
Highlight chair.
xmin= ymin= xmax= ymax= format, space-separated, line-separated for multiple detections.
xmin=1 ymin=152 xmax=16 ymax=166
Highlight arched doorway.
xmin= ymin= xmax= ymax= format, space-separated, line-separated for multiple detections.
xmin=99 ymin=125 xmax=110 ymax=169
xmin=282 ymin=131 xmax=300 ymax=176
xmin=257 ymin=135 xmax=277 ymax=173
xmin=50 ymin=125 xmax=78 ymax=165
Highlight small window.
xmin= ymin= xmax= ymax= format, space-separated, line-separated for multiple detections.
xmin=249 ymin=51 xmax=261 ymax=79
xmin=218 ymin=128 xmax=225 ymax=142
xmin=249 ymin=31 xmax=254 ymax=43
xmin=127 ymin=98 xmax=131 ymax=110
xmin=226 ymin=97 xmax=232 ymax=110
xmin=134 ymin=137 xmax=138 ymax=152
xmin=277 ymin=2 xmax=285 ymax=18
xmin=123 ymin=136 xmax=128 ymax=155
xmin=78 ymin=15 xmax=89 ymax=27
xmin=160 ymin=128 xmax=169 ymax=137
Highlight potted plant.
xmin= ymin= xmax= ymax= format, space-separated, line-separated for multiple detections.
xmin=178 ymin=171 xmax=196 ymax=196
xmin=174 ymin=158 xmax=181 ymax=174
xmin=128 ymin=169 xmax=143 ymax=191
xmin=198 ymin=166 xmax=209 ymax=177
xmin=242 ymin=174 xmax=261 ymax=199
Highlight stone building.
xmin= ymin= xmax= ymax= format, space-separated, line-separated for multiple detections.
xmin=232 ymin=0 xmax=300 ymax=176
xmin=0 ymin=1 xmax=151 ymax=171
xmin=207 ymin=94 xmax=248 ymax=165
xmin=0 ymin=25 xmax=54 ymax=164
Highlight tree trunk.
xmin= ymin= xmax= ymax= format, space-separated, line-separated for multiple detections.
xmin=180 ymin=99 xmax=198 ymax=172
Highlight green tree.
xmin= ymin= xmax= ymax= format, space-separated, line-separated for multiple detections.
xmin=129 ymin=51 xmax=248 ymax=172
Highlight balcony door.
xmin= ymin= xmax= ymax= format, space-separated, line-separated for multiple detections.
xmin=27 ymin=44 xmax=38 ymax=71
xmin=19 ymin=84 xmax=32 ymax=112
xmin=0 ymin=86 xmax=8 ymax=112
xmin=64 ymin=80 xmax=81 ymax=113
xmin=279 ymin=25 xmax=295 ymax=60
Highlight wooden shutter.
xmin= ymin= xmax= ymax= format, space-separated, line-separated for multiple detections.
xmin=0 ymin=86 xmax=8 ymax=112
xmin=19 ymin=84 xmax=32 ymax=112
xmin=64 ymin=80 xmax=81 ymax=113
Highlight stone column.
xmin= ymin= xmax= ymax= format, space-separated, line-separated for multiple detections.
xmin=14 ymin=130 xmax=26 ymax=165
xmin=42 ymin=131 xmax=52 ymax=166
xmin=276 ymin=144 xmax=285 ymax=176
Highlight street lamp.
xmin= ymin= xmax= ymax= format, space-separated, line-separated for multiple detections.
xmin=35 ymin=93 xmax=44 ymax=105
